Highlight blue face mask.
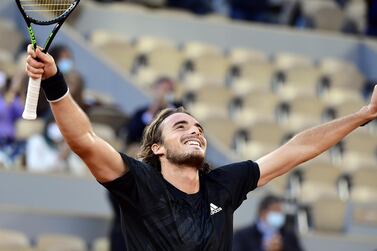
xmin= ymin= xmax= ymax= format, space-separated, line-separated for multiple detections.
xmin=266 ymin=212 xmax=285 ymax=230
xmin=57 ymin=58 xmax=74 ymax=73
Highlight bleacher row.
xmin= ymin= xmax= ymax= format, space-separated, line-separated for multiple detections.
xmin=92 ymin=0 xmax=367 ymax=34
xmin=0 ymin=1 xmax=377 ymax=238
xmin=0 ymin=229 xmax=108 ymax=251
xmin=87 ymin=29 xmax=377 ymax=233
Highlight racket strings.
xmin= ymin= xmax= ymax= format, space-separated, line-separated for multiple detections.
xmin=20 ymin=0 xmax=74 ymax=18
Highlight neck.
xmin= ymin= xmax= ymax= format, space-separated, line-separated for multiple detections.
xmin=161 ymin=161 xmax=200 ymax=194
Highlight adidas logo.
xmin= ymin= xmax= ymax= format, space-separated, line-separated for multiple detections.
xmin=210 ymin=203 xmax=222 ymax=216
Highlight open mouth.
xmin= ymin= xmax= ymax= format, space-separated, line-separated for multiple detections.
xmin=185 ymin=140 xmax=201 ymax=147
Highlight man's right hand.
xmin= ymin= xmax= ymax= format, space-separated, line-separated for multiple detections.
xmin=266 ymin=234 xmax=283 ymax=251
xmin=26 ymin=44 xmax=57 ymax=80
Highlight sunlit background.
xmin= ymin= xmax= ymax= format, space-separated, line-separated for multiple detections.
xmin=0 ymin=0 xmax=377 ymax=250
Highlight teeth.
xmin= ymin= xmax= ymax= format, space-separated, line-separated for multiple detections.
xmin=187 ymin=140 xmax=200 ymax=146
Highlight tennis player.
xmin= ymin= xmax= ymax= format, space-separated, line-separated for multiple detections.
xmin=26 ymin=45 xmax=377 ymax=250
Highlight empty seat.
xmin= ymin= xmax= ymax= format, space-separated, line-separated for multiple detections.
xmin=0 ymin=19 xmax=23 ymax=55
xmin=244 ymin=120 xmax=289 ymax=146
xmin=144 ymin=47 xmax=184 ymax=79
xmin=92 ymin=238 xmax=109 ymax=251
xmin=330 ymin=98 xmax=367 ymax=117
xmin=344 ymin=131 xmax=377 ymax=156
xmin=185 ymin=85 xmax=233 ymax=120
xmin=182 ymin=41 xmax=222 ymax=60
xmin=274 ymin=52 xmax=313 ymax=71
xmin=135 ymin=36 xmax=175 ymax=54
xmin=189 ymin=54 xmax=230 ymax=82
xmin=278 ymin=66 xmax=321 ymax=98
xmin=0 ymin=229 xmax=29 ymax=248
xmin=228 ymin=48 xmax=268 ymax=66
xmin=297 ymin=161 xmax=342 ymax=202
xmin=36 ymin=234 xmax=87 ymax=251
xmin=235 ymin=90 xmax=280 ymax=124
xmin=277 ymin=95 xmax=328 ymax=130
xmin=310 ymin=196 xmax=347 ymax=232
xmin=15 ymin=119 xmax=44 ymax=141
xmin=95 ymin=41 xmax=137 ymax=73
xmin=88 ymin=105 xmax=128 ymax=133
xmin=233 ymin=62 xmax=275 ymax=94
xmin=201 ymin=116 xmax=239 ymax=149
xmin=90 ymin=30 xmax=129 ymax=47
xmin=319 ymin=58 xmax=364 ymax=91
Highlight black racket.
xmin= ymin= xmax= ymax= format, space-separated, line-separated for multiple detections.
xmin=15 ymin=0 xmax=80 ymax=120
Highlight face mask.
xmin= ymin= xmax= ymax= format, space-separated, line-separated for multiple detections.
xmin=57 ymin=58 xmax=74 ymax=73
xmin=0 ymin=71 xmax=6 ymax=89
xmin=164 ymin=93 xmax=175 ymax=103
xmin=266 ymin=212 xmax=285 ymax=229
xmin=47 ymin=123 xmax=63 ymax=143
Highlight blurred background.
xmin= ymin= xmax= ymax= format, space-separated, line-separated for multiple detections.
xmin=0 ymin=0 xmax=377 ymax=250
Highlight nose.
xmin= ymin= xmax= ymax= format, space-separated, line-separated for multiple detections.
xmin=189 ymin=126 xmax=201 ymax=135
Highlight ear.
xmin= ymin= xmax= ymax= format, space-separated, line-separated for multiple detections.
xmin=151 ymin=143 xmax=164 ymax=155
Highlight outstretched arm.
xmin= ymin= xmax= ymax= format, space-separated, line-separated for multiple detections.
xmin=26 ymin=45 xmax=125 ymax=182
xmin=256 ymin=86 xmax=377 ymax=187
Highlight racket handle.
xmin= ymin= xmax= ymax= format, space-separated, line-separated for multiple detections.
xmin=22 ymin=77 xmax=41 ymax=120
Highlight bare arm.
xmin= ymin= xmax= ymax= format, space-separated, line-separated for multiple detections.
xmin=26 ymin=46 xmax=125 ymax=182
xmin=256 ymin=86 xmax=377 ymax=187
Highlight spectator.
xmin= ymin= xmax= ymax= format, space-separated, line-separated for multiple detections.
xmin=167 ymin=0 xmax=213 ymax=14
xmin=0 ymin=69 xmax=23 ymax=166
xmin=25 ymin=116 xmax=87 ymax=175
xmin=229 ymin=0 xmax=283 ymax=23
xmin=126 ymin=76 xmax=182 ymax=145
xmin=367 ymin=0 xmax=377 ymax=37
xmin=50 ymin=44 xmax=75 ymax=74
xmin=0 ymin=70 xmax=23 ymax=147
xmin=233 ymin=194 xmax=303 ymax=251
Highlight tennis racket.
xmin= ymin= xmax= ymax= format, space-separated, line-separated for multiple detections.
xmin=15 ymin=0 xmax=80 ymax=120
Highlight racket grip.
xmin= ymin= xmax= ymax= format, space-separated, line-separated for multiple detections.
xmin=22 ymin=77 xmax=41 ymax=120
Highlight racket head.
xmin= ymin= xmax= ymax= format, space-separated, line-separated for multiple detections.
xmin=15 ymin=0 xmax=80 ymax=25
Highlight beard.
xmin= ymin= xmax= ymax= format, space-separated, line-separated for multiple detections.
xmin=165 ymin=147 xmax=205 ymax=170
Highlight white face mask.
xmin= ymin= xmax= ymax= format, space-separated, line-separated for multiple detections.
xmin=164 ymin=93 xmax=175 ymax=103
xmin=47 ymin=123 xmax=63 ymax=143
xmin=266 ymin=212 xmax=285 ymax=230
xmin=0 ymin=71 xmax=6 ymax=89
xmin=57 ymin=58 xmax=74 ymax=73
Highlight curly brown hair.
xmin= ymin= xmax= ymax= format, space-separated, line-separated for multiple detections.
xmin=138 ymin=107 xmax=211 ymax=173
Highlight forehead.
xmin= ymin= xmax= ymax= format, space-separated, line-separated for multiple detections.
xmin=162 ymin=113 xmax=200 ymax=129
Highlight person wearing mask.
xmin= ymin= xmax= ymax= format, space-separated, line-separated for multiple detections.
xmin=49 ymin=44 xmax=75 ymax=74
xmin=233 ymin=195 xmax=303 ymax=251
xmin=126 ymin=76 xmax=181 ymax=145
xmin=25 ymin=45 xmax=377 ymax=251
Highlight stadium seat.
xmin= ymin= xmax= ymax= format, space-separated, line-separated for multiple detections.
xmin=0 ymin=229 xmax=29 ymax=248
xmin=310 ymin=196 xmax=347 ymax=232
xmin=36 ymin=234 xmax=87 ymax=251
xmin=188 ymin=54 xmax=230 ymax=83
xmin=228 ymin=47 xmax=268 ymax=66
xmin=298 ymin=160 xmax=342 ymax=201
xmin=91 ymin=238 xmax=109 ymax=251
xmin=88 ymin=105 xmax=129 ymax=133
xmin=234 ymin=90 xmax=280 ymax=125
xmin=95 ymin=41 xmax=138 ymax=73
xmin=135 ymin=36 xmax=175 ymax=54
xmin=201 ymin=116 xmax=240 ymax=149
xmin=143 ymin=47 xmax=184 ymax=79
xmin=15 ymin=119 xmax=45 ymax=141
xmin=277 ymin=95 xmax=328 ymax=130
xmin=182 ymin=41 xmax=222 ymax=60
xmin=234 ymin=62 xmax=276 ymax=93
xmin=274 ymin=52 xmax=313 ymax=71
xmin=278 ymin=66 xmax=321 ymax=98
xmin=0 ymin=18 xmax=23 ymax=56
xmin=90 ymin=30 xmax=129 ymax=47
